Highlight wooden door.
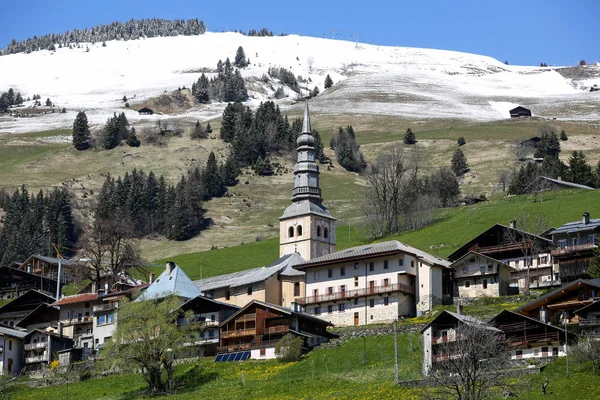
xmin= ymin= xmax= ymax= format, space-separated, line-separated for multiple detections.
xmin=354 ymin=312 xmax=359 ymax=326
xmin=369 ymin=280 xmax=375 ymax=294
xmin=542 ymin=346 xmax=548 ymax=357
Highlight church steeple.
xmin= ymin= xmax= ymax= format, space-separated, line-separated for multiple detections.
xmin=279 ymin=99 xmax=336 ymax=260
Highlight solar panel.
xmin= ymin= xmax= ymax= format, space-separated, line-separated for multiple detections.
xmin=234 ymin=352 xmax=243 ymax=361
xmin=226 ymin=353 xmax=235 ymax=362
xmin=215 ymin=351 xmax=252 ymax=362
xmin=242 ymin=351 xmax=251 ymax=360
xmin=214 ymin=354 xmax=224 ymax=362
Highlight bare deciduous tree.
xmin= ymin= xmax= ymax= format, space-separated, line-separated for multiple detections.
xmin=498 ymin=170 xmax=511 ymax=192
xmin=425 ymin=322 xmax=514 ymax=400
xmin=571 ymin=334 xmax=600 ymax=375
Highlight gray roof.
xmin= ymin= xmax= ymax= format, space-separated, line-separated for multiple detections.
xmin=279 ymin=200 xmax=335 ymax=220
xmin=220 ymin=299 xmax=333 ymax=327
xmin=449 ymin=251 xmax=516 ymax=271
xmin=0 ymin=325 xmax=27 ymax=339
xmin=514 ymin=278 xmax=600 ymax=313
xmin=194 ymin=253 xmax=306 ymax=292
xmin=547 ymin=217 xmax=600 ymax=236
xmin=296 ymin=240 xmax=451 ymax=269
xmin=26 ymin=255 xmax=78 ymax=266
xmin=525 ymin=176 xmax=595 ymax=192
xmin=135 ymin=265 xmax=201 ymax=302
xmin=420 ymin=310 xmax=502 ymax=333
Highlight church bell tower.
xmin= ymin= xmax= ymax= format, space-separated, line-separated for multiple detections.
xmin=279 ymin=100 xmax=336 ymax=260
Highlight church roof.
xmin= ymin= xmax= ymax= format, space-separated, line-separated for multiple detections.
xmin=135 ymin=264 xmax=201 ymax=302
xmin=295 ymin=240 xmax=450 ymax=269
xmin=279 ymin=200 xmax=335 ymax=220
xmin=194 ymin=253 xmax=305 ymax=292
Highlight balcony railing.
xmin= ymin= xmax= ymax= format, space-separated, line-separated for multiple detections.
xmin=217 ymin=339 xmax=281 ymax=354
xmin=297 ymin=282 xmax=414 ymax=305
xmin=235 ymin=313 xmax=256 ymax=323
xmin=432 ymin=353 xmax=463 ymax=362
xmin=552 ymin=243 xmax=597 ymax=256
xmin=93 ymin=303 xmax=118 ymax=313
xmin=24 ymin=342 xmax=47 ymax=351
xmin=579 ymin=319 xmax=600 ymax=326
xmin=62 ymin=316 xmax=93 ymax=325
xmin=432 ymin=334 xmax=464 ymax=345
xmin=266 ymin=325 xmax=289 ymax=335
xmin=507 ymin=331 xmax=560 ymax=346
xmin=25 ymin=354 xmax=48 ymax=364
xmin=292 ymin=187 xmax=321 ymax=197
xmin=221 ymin=328 xmax=256 ymax=339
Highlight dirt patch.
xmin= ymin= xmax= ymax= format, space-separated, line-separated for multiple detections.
xmin=134 ymin=88 xmax=195 ymax=114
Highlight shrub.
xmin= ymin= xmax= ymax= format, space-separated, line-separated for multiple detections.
xmin=457 ymin=136 xmax=466 ymax=146
xmin=275 ymin=333 xmax=303 ymax=362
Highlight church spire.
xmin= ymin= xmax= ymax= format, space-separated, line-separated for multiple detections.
xmin=292 ymin=99 xmax=322 ymax=204
xmin=302 ymin=99 xmax=311 ymax=134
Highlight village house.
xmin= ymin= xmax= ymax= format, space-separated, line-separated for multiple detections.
xmin=450 ymin=251 xmax=515 ymax=298
xmin=294 ymin=240 xmax=451 ymax=326
xmin=137 ymin=107 xmax=154 ymax=115
xmin=510 ymin=106 xmax=532 ymax=118
xmin=0 ymin=289 xmax=55 ymax=328
xmin=574 ymin=300 xmax=600 ymax=337
xmin=0 ymin=326 xmax=26 ymax=376
xmin=448 ymin=222 xmax=557 ymax=292
xmin=17 ymin=254 xmax=82 ymax=284
xmin=135 ymin=261 xmax=200 ymax=304
xmin=217 ymin=299 xmax=332 ymax=360
xmin=22 ymin=329 xmax=73 ymax=370
xmin=514 ymin=278 xmax=600 ymax=324
xmin=15 ymin=303 xmax=59 ymax=332
xmin=194 ymin=253 xmax=306 ymax=308
xmin=176 ymin=295 xmax=240 ymax=357
xmin=545 ymin=212 xmax=599 ymax=282
xmin=0 ymin=266 xmax=60 ymax=300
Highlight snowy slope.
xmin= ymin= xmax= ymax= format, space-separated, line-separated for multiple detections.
xmin=1 ymin=32 xmax=599 ymax=133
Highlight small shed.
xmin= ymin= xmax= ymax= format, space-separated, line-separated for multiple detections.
xmin=138 ymin=107 xmax=154 ymax=115
xmin=510 ymin=106 xmax=532 ymax=118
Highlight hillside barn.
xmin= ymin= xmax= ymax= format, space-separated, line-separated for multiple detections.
xmin=510 ymin=106 xmax=532 ymax=118
xmin=138 ymin=107 xmax=154 ymax=115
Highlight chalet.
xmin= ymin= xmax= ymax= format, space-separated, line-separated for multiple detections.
xmin=0 ymin=289 xmax=55 ymax=328
xmin=421 ymin=308 xmax=501 ymax=376
xmin=176 ymin=296 xmax=240 ymax=357
xmin=450 ymin=252 xmax=516 ymax=298
xmin=218 ymin=299 xmax=332 ymax=360
xmin=194 ymin=253 xmax=306 ymax=308
xmin=138 ymin=107 xmax=154 ymax=115
xmin=0 ymin=266 xmax=60 ymax=300
xmin=525 ymin=176 xmax=594 ymax=193
xmin=22 ymin=329 xmax=73 ymax=370
xmin=50 ymin=292 xmax=101 ymax=357
xmin=545 ymin=212 xmax=600 ymax=282
xmin=510 ymin=106 xmax=532 ymax=118
xmin=0 ymin=326 xmax=26 ymax=376
xmin=448 ymin=222 xmax=557 ymax=292
xmin=514 ymin=278 xmax=600 ymax=324
xmin=489 ymin=310 xmax=569 ymax=360
xmin=17 ymin=254 xmax=81 ymax=284
xmin=294 ymin=240 xmax=451 ymax=326
xmin=574 ymin=300 xmax=600 ymax=337
xmin=135 ymin=262 xmax=200 ymax=304
xmin=16 ymin=303 xmax=59 ymax=332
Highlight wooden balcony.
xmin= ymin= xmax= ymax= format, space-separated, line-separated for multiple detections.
xmin=217 ymin=339 xmax=281 ymax=354
xmin=62 ymin=316 xmax=93 ymax=326
xmin=266 ymin=325 xmax=289 ymax=335
xmin=93 ymin=303 xmax=118 ymax=313
xmin=432 ymin=334 xmax=463 ymax=345
xmin=579 ymin=319 xmax=600 ymax=326
xmin=24 ymin=341 xmax=47 ymax=351
xmin=297 ymin=282 xmax=414 ymax=305
xmin=221 ymin=328 xmax=256 ymax=339
xmin=552 ymin=243 xmax=596 ymax=257
xmin=432 ymin=352 xmax=463 ymax=362
xmin=507 ymin=331 xmax=560 ymax=347
xmin=235 ymin=313 xmax=256 ymax=323
xmin=454 ymin=268 xmax=496 ymax=279
xmin=25 ymin=354 xmax=48 ymax=364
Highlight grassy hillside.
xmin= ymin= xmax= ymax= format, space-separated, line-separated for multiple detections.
xmin=151 ymin=189 xmax=600 ymax=280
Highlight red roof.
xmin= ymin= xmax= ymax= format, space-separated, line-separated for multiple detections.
xmin=50 ymin=292 xmax=99 ymax=306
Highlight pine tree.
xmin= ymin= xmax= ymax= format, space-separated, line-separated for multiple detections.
xmin=568 ymin=151 xmax=595 ymax=186
xmin=191 ymin=121 xmax=206 ymax=139
xmin=45 ymin=98 xmax=52 ymax=106
xmin=122 ymin=95 xmax=128 ymax=103
xmin=457 ymin=137 xmax=466 ymax=146
xmin=234 ymin=46 xmax=247 ymax=68
xmin=202 ymin=152 xmax=226 ymax=199
xmin=72 ymin=111 xmax=91 ymax=150
xmin=403 ymin=128 xmax=416 ymax=145
xmin=451 ymin=148 xmax=468 ymax=176
xmin=220 ymin=153 xmax=239 ymax=186
xmin=310 ymin=86 xmax=320 ymax=98
xmin=194 ymin=73 xmax=210 ymax=103
xmin=126 ymin=127 xmax=141 ymax=147
xmin=324 ymin=74 xmax=333 ymax=89
xmin=205 ymin=122 xmax=213 ymax=133
xmin=14 ymin=92 xmax=23 ymax=104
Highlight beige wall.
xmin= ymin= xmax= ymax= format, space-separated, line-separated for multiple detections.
xmin=279 ymin=214 xmax=336 ymax=260
xmin=281 ymin=277 xmax=305 ymax=308
xmin=453 ymin=255 xmax=513 ymax=298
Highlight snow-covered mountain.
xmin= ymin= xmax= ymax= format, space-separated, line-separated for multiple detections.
xmin=1 ymin=32 xmax=599 ymax=133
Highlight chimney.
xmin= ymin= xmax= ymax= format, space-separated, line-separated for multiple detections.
xmin=58 ymin=321 xmax=63 ymax=337
xmin=166 ymin=261 xmax=175 ymax=275
xmin=583 ymin=212 xmax=590 ymax=225
xmin=456 ymin=304 xmax=463 ymax=315
xmin=149 ymin=272 xmax=155 ymax=284
xmin=509 ymin=220 xmax=517 ymax=230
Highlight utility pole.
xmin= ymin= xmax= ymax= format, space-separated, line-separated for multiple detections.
xmin=355 ymin=32 xmax=360 ymax=48
xmin=363 ymin=335 xmax=367 ymax=372
xmin=394 ymin=320 xmax=399 ymax=385
xmin=564 ymin=313 xmax=569 ymax=377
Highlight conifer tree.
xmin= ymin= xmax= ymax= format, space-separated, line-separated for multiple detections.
xmin=126 ymin=127 xmax=141 ymax=147
xmin=560 ymin=130 xmax=568 ymax=141
xmin=45 ymin=98 xmax=52 ymax=106
xmin=191 ymin=121 xmax=206 ymax=139
xmin=234 ymin=46 xmax=248 ymax=68
xmin=324 ymin=74 xmax=333 ymax=89
xmin=451 ymin=148 xmax=468 ymax=176
xmin=403 ymin=128 xmax=416 ymax=145
xmin=72 ymin=111 xmax=91 ymax=150
xmin=205 ymin=122 xmax=212 ymax=133
xmin=568 ymin=151 xmax=595 ymax=186
xmin=202 ymin=152 xmax=226 ymax=199
xmin=220 ymin=153 xmax=240 ymax=186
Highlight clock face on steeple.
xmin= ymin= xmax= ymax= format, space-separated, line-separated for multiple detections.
xmin=292 ymin=220 xmax=297 ymax=226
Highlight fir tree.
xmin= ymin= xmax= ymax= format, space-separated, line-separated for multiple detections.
xmin=234 ymin=46 xmax=248 ymax=68
xmin=568 ymin=151 xmax=595 ymax=186
xmin=122 ymin=95 xmax=128 ymax=103
xmin=126 ymin=127 xmax=141 ymax=147
xmin=560 ymin=130 xmax=568 ymax=141
xmin=205 ymin=122 xmax=213 ymax=133
xmin=202 ymin=152 xmax=226 ymax=199
xmin=324 ymin=74 xmax=333 ymax=89
xmin=310 ymin=86 xmax=320 ymax=98
xmin=45 ymin=98 xmax=52 ymax=106
xmin=191 ymin=121 xmax=206 ymax=139
xmin=457 ymin=137 xmax=466 ymax=146
xmin=193 ymin=73 xmax=210 ymax=103
xmin=220 ymin=153 xmax=239 ymax=186
xmin=403 ymin=128 xmax=416 ymax=145
xmin=72 ymin=111 xmax=91 ymax=150
xmin=451 ymin=148 xmax=468 ymax=176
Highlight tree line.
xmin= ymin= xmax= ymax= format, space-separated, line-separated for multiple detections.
xmin=329 ymin=126 xmax=365 ymax=172
xmin=220 ymin=100 xmax=325 ymax=173
xmin=0 ymin=88 xmax=24 ymax=112
xmin=1 ymin=18 xmax=206 ymax=55
xmin=0 ymin=186 xmax=77 ymax=266
xmin=191 ymin=58 xmax=248 ymax=103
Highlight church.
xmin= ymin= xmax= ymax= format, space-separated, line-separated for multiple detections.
xmin=194 ymin=101 xmax=450 ymax=325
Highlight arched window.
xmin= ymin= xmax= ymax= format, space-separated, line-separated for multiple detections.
xmin=297 ymin=225 xmax=303 ymax=236
xmin=317 ymin=226 xmax=321 ymax=237
xmin=324 ymin=227 xmax=329 ymax=239
xmin=288 ymin=226 xmax=294 ymax=238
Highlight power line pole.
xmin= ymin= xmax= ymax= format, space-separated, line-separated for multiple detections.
xmin=394 ymin=320 xmax=399 ymax=385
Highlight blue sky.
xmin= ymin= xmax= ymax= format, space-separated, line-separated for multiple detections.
xmin=0 ymin=0 xmax=597 ymax=66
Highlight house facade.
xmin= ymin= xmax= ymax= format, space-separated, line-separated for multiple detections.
xmin=546 ymin=212 xmax=599 ymax=282
xmin=294 ymin=241 xmax=450 ymax=326
xmin=0 ymin=289 xmax=55 ymax=328
xmin=22 ymin=329 xmax=73 ymax=369
xmin=17 ymin=255 xmax=81 ymax=285
xmin=218 ymin=300 xmax=332 ymax=360
xmin=451 ymin=252 xmax=515 ymax=298
xmin=51 ymin=292 xmax=101 ymax=357
xmin=0 ymin=266 xmax=59 ymax=300
xmin=575 ymin=300 xmax=600 ymax=337
xmin=0 ymin=326 xmax=26 ymax=376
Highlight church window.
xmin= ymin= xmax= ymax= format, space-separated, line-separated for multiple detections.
xmin=317 ymin=226 xmax=321 ymax=237
xmin=324 ymin=227 xmax=329 ymax=239
xmin=288 ymin=226 xmax=294 ymax=238
xmin=297 ymin=225 xmax=303 ymax=236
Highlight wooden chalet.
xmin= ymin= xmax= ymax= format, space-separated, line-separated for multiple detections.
xmin=514 ymin=278 xmax=600 ymax=324
xmin=510 ymin=106 xmax=532 ymax=118
xmin=138 ymin=107 xmax=154 ymax=115
xmin=0 ymin=289 xmax=55 ymax=328
xmin=574 ymin=300 xmax=600 ymax=337
xmin=218 ymin=300 xmax=332 ymax=360
xmin=17 ymin=254 xmax=80 ymax=284
xmin=16 ymin=303 xmax=59 ymax=332
xmin=490 ymin=310 xmax=569 ymax=360
xmin=0 ymin=266 xmax=60 ymax=300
